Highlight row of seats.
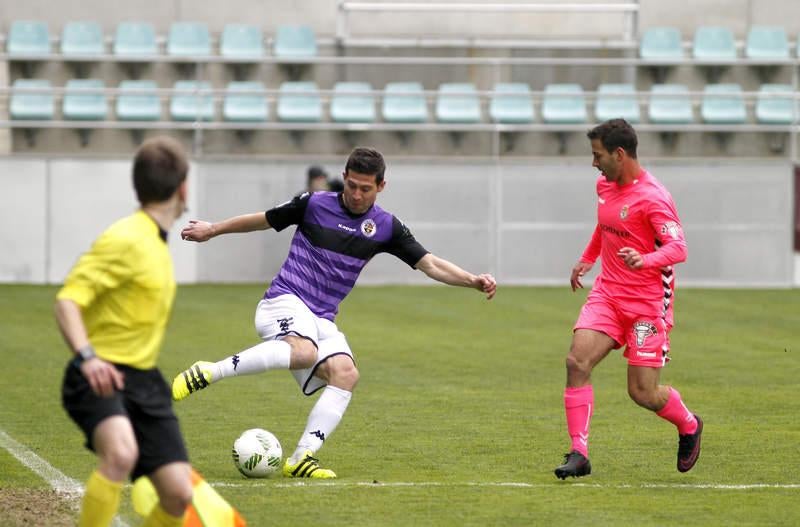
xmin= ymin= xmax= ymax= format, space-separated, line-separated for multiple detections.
xmin=9 ymin=79 xmax=797 ymax=125
xmin=642 ymin=26 xmax=799 ymax=61
xmin=6 ymin=21 xmax=800 ymax=62
xmin=5 ymin=21 xmax=315 ymax=59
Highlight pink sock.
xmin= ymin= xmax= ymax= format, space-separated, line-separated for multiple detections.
xmin=564 ymin=385 xmax=593 ymax=458
xmin=656 ymin=388 xmax=697 ymax=435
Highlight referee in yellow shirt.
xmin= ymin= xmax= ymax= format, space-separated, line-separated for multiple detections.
xmin=55 ymin=137 xmax=192 ymax=527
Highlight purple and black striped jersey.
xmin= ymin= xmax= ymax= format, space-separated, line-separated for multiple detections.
xmin=264 ymin=191 xmax=429 ymax=320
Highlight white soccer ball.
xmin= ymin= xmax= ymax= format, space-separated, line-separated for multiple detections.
xmin=231 ymin=428 xmax=282 ymax=478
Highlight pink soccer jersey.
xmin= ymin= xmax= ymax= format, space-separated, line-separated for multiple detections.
xmin=580 ymin=170 xmax=687 ymax=320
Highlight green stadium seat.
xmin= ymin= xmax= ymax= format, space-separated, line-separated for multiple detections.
xmin=382 ymin=82 xmax=428 ymax=123
xmin=61 ymin=21 xmax=104 ymax=56
xmin=745 ymin=26 xmax=789 ymax=60
xmin=693 ymin=26 xmax=737 ymax=60
xmin=435 ymin=83 xmax=481 ymax=123
xmin=274 ymin=25 xmax=317 ymax=59
xmin=276 ymin=81 xmax=322 ymax=122
xmin=595 ymin=83 xmax=640 ymax=123
xmin=639 ymin=27 xmax=683 ymax=60
xmin=330 ymin=82 xmax=376 ymax=123
xmin=116 ymin=80 xmax=161 ymax=121
xmin=648 ymin=84 xmax=693 ymax=124
xmin=223 ymin=81 xmax=268 ymax=122
xmin=63 ymin=79 xmax=108 ymax=120
xmin=114 ymin=22 xmax=158 ymax=56
xmin=542 ymin=84 xmax=587 ymax=123
xmin=701 ymin=83 xmax=747 ymax=123
xmin=7 ymin=20 xmax=50 ymax=56
xmin=170 ymin=81 xmax=214 ymax=121
xmin=221 ymin=24 xmax=264 ymax=59
xmin=755 ymin=84 xmax=795 ymax=124
xmin=489 ymin=83 xmax=534 ymax=124
xmin=167 ymin=22 xmax=211 ymax=57
xmin=9 ymin=79 xmax=54 ymax=120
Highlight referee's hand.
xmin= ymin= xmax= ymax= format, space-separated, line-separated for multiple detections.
xmin=81 ymin=359 xmax=124 ymax=397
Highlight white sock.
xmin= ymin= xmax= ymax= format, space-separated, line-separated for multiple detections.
xmin=291 ymin=385 xmax=352 ymax=463
xmin=214 ymin=340 xmax=291 ymax=379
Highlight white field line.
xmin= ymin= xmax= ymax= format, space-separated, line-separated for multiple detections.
xmin=210 ymin=480 xmax=800 ymax=490
xmin=0 ymin=428 xmax=130 ymax=527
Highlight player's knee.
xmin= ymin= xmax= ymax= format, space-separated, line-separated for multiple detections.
xmin=328 ymin=359 xmax=359 ymax=391
xmin=627 ymin=385 xmax=658 ymax=410
xmin=285 ymin=336 xmax=318 ymax=368
xmin=100 ymin=442 xmax=138 ymax=476
xmin=158 ymin=485 xmax=193 ymax=517
xmin=565 ymin=352 xmax=589 ymax=375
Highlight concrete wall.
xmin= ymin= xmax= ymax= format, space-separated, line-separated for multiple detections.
xmin=0 ymin=157 xmax=793 ymax=287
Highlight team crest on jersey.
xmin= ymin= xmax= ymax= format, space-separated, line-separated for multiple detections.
xmin=360 ymin=218 xmax=377 ymax=237
xmin=619 ymin=204 xmax=629 ymax=220
xmin=660 ymin=221 xmax=682 ymax=240
xmin=632 ymin=321 xmax=657 ymax=347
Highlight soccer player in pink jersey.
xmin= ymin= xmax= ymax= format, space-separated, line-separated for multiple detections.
xmin=554 ymin=119 xmax=703 ymax=479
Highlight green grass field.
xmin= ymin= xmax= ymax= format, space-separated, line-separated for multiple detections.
xmin=1 ymin=284 xmax=798 ymax=526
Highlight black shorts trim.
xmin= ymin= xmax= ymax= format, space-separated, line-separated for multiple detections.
xmin=301 ymin=352 xmax=356 ymax=396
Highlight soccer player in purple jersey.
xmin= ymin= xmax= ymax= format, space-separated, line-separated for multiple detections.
xmin=171 ymin=147 xmax=497 ymax=478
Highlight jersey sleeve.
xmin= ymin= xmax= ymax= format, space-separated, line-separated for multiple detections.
xmin=382 ymin=216 xmax=429 ymax=268
xmin=56 ymin=231 xmax=133 ymax=309
xmin=265 ymin=192 xmax=311 ymax=232
xmin=641 ymin=196 xmax=688 ymax=269
xmin=580 ymin=225 xmax=602 ymax=263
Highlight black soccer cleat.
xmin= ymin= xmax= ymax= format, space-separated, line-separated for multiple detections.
xmin=554 ymin=451 xmax=592 ymax=479
xmin=677 ymin=414 xmax=703 ymax=473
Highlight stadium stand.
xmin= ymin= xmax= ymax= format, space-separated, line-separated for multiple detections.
xmin=113 ymin=22 xmax=158 ymax=57
xmin=648 ymin=84 xmax=694 ymax=124
xmin=274 ymin=25 xmax=317 ymax=59
xmin=542 ymin=84 xmax=588 ymax=124
xmin=489 ymin=83 xmax=535 ymax=124
xmin=745 ymin=26 xmax=790 ymax=59
xmin=167 ymin=22 xmax=211 ymax=58
xmin=116 ymin=80 xmax=161 ymax=121
xmin=61 ymin=21 xmax=104 ymax=57
xmin=276 ymin=81 xmax=323 ymax=122
xmin=330 ymin=82 xmax=376 ymax=123
xmin=435 ymin=83 xmax=481 ymax=124
xmin=220 ymin=24 xmax=264 ymax=60
xmin=9 ymin=79 xmax=54 ymax=121
xmin=594 ymin=83 xmax=641 ymax=123
xmin=756 ymin=84 xmax=796 ymax=124
xmin=381 ymin=82 xmax=428 ymax=123
xmin=701 ymin=83 xmax=748 ymax=124
xmin=223 ymin=81 xmax=268 ymax=122
xmin=7 ymin=20 xmax=50 ymax=56
xmin=170 ymin=80 xmax=214 ymax=121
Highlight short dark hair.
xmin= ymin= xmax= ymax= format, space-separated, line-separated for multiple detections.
xmin=587 ymin=119 xmax=638 ymax=159
xmin=307 ymin=165 xmax=328 ymax=184
xmin=132 ymin=136 xmax=188 ymax=204
xmin=344 ymin=147 xmax=386 ymax=184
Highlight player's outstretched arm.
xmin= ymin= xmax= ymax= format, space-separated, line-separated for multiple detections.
xmin=415 ymin=253 xmax=496 ymax=299
xmin=181 ymin=212 xmax=271 ymax=242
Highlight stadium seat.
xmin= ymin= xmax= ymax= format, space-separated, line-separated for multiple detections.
xmin=594 ymin=83 xmax=640 ymax=123
xmin=755 ymin=84 xmax=795 ymax=124
xmin=745 ymin=26 xmax=789 ymax=60
xmin=489 ymin=83 xmax=534 ymax=124
xmin=330 ymin=82 xmax=376 ymax=123
xmin=167 ymin=22 xmax=211 ymax=57
xmin=435 ymin=83 xmax=481 ymax=123
xmin=63 ymin=79 xmax=108 ymax=120
xmin=114 ymin=22 xmax=158 ymax=56
xmin=221 ymin=24 xmax=264 ymax=59
xmin=648 ymin=84 xmax=694 ymax=124
xmin=701 ymin=83 xmax=747 ymax=123
xmin=7 ymin=20 xmax=50 ymax=56
xmin=9 ymin=79 xmax=54 ymax=120
xmin=116 ymin=80 xmax=161 ymax=121
xmin=61 ymin=21 xmax=104 ymax=56
xmin=541 ymin=84 xmax=587 ymax=123
xmin=273 ymin=25 xmax=317 ymax=59
xmin=276 ymin=82 xmax=322 ymax=122
xmin=382 ymin=82 xmax=428 ymax=123
xmin=223 ymin=81 xmax=268 ymax=122
xmin=639 ymin=27 xmax=684 ymax=60
xmin=693 ymin=26 xmax=737 ymax=60
xmin=170 ymin=81 xmax=214 ymax=121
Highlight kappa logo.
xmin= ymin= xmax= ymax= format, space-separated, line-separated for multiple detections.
xmin=310 ymin=430 xmax=326 ymax=441
xmin=277 ymin=317 xmax=294 ymax=332
xmin=232 ymin=354 xmax=240 ymax=370
xmin=360 ymin=218 xmax=377 ymax=237
xmin=633 ymin=321 xmax=657 ymax=347
xmin=620 ymin=204 xmax=629 ymax=220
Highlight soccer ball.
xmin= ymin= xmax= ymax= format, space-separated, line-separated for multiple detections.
xmin=231 ymin=428 xmax=282 ymax=478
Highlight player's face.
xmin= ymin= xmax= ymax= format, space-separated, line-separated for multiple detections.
xmin=590 ymin=138 xmax=623 ymax=183
xmin=342 ymin=170 xmax=385 ymax=214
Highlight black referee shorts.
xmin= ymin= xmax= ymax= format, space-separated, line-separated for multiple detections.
xmin=62 ymin=359 xmax=189 ymax=480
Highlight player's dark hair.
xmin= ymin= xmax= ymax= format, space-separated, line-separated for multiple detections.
xmin=307 ymin=165 xmax=328 ymax=184
xmin=132 ymin=136 xmax=188 ymax=204
xmin=587 ymin=119 xmax=638 ymax=159
xmin=344 ymin=147 xmax=386 ymax=184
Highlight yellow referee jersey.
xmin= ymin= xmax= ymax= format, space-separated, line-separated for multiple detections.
xmin=57 ymin=210 xmax=176 ymax=370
